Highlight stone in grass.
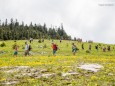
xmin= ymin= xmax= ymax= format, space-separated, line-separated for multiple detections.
xmin=34 ymin=73 xmax=56 ymax=79
xmin=108 ymin=73 xmax=114 ymax=76
xmin=2 ymin=81 xmax=19 ymax=85
xmin=41 ymin=73 xmax=56 ymax=78
xmin=62 ymin=72 xmax=79 ymax=77
xmin=41 ymin=52 xmax=47 ymax=55
xmin=0 ymin=51 xmax=5 ymax=54
xmin=77 ymin=63 xmax=103 ymax=72
xmin=0 ymin=66 xmax=13 ymax=69
xmin=15 ymin=66 xmax=30 ymax=69
xmin=3 ymin=66 xmax=31 ymax=73
xmin=40 ymin=69 xmax=48 ymax=73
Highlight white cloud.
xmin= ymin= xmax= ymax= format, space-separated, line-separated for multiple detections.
xmin=0 ymin=0 xmax=115 ymax=44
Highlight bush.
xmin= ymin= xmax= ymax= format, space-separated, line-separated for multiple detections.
xmin=38 ymin=39 xmax=42 ymax=43
xmin=0 ymin=42 xmax=6 ymax=47
xmin=14 ymin=40 xmax=17 ymax=42
xmin=86 ymin=50 xmax=90 ymax=53
xmin=98 ymin=43 xmax=101 ymax=46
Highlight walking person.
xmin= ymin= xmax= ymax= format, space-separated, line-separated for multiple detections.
xmin=82 ymin=43 xmax=84 ymax=50
xmin=95 ymin=45 xmax=98 ymax=51
xmin=107 ymin=46 xmax=110 ymax=51
xmin=72 ymin=43 xmax=77 ymax=56
xmin=89 ymin=44 xmax=92 ymax=50
xmin=102 ymin=46 xmax=106 ymax=52
xmin=29 ymin=38 xmax=33 ymax=43
xmin=60 ymin=39 xmax=62 ymax=43
xmin=52 ymin=43 xmax=58 ymax=56
xmin=13 ymin=43 xmax=19 ymax=57
xmin=24 ymin=42 xmax=30 ymax=56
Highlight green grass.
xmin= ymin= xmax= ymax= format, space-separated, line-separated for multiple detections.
xmin=0 ymin=40 xmax=115 ymax=86
xmin=0 ymin=39 xmax=115 ymax=57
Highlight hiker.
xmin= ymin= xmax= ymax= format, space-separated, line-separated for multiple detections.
xmin=29 ymin=38 xmax=33 ymax=43
xmin=13 ymin=43 xmax=19 ymax=57
xmin=102 ymin=46 xmax=106 ymax=52
xmin=52 ymin=43 xmax=58 ymax=55
xmin=89 ymin=44 xmax=92 ymax=50
xmin=82 ymin=43 xmax=84 ymax=50
xmin=28 ymin=45 xmax=32 ymax=55
xmin=107 ymin=46 xmax=110 ymax=51
xmin=72 ymin=43 xmax=77 ymax=55
xmin=25 ymin=42 xmax=30 ymax=56
xmin=95 ymin=45 xmax=98 ymax=51
xmin=60 ymin=39 xmax=62 ymax=43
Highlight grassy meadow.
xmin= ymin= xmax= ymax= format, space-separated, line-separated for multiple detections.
xmin=0 ymin=40 xmax=115 ymax=86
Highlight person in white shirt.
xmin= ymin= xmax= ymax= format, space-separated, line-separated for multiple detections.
xmin=25 ymin=42 xmax=29 ymax=56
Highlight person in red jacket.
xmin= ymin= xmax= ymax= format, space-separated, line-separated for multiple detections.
xmin=52 ymin=43 xmax=58 ymax=55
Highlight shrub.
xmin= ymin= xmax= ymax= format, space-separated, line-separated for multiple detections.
xmin=98 ymin=43 xmax=101 ymax=46
xmin=38 ymin=39 xmax=42 ymax=43
xmin=86 ymin=50 xmax=90 ymax=53
xmin=0 ymin=42 xmax=6 ymax=47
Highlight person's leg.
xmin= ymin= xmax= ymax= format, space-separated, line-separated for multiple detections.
xmin=14 ymin=51 xmax=17 ymax=57
xmin=25 ymin=51 xmax=28 ymax=56
xmin=53 ymin=50 xmax=56 ymax=55
xmin=54 ymin=50 xmax=56 ymax=55
xmin=13 ymin=51 xmax=15 ymax=56
xmin=15 ymin=51 xmax=18 ymax=57
xmin=53 ymin=50 xmax=55 ymax=55
xmin=27 ymin=51 xmax=29 ymax=56
xmin=73 ymin=50 xmax=76 ymax=55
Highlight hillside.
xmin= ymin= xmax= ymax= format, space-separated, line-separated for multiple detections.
xmin=0 ymin=39 xmax=115 ymax=57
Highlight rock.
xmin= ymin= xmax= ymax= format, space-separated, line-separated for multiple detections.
xmin=77 ymin=63 xmax=103 ymax=72
xmin=62 ymin=72 xmax=79 ymax=77
xmin=0 ymin=66 xmax=13 ymax=69
xmin=41 ymin=52 xmax=47 ymax=55
xmin=40 ymin=69 xmax=48 ymax=73
xmin=39 ymin=46 xmax=43 ymax=48
xmin=15 ymin=66 xmax=30 ymax=69
xmin=3 ymin=66 xmax=31 ymax=73
xmin=108 ymin=73 xmax=114 ymax=76
xmin=41 ymin=73 xmax=56 ymax=78
xmin=2 ymin=81 xmax=19 ymax=85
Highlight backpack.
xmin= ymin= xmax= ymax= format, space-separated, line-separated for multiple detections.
xmin=28 ymin=45 xmax=32 ymax=51
xmin=53 ymin=44 xmax=57 ymax=50
xmin=55 ymin=45 xmax=57 ymax=50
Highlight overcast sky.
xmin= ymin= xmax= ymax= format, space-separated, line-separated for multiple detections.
xmin=0 ymin=0 xmax=115 ymax=44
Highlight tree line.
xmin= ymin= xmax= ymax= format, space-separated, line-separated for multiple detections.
xmin=0 ymin=19 xmax=71 ymax=40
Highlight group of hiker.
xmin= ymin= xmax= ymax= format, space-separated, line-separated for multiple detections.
xmin=13 ymin=39 xmax=113 ymax=56
xmin=13 ymin=41 xmax=78 ymax=56
xmin=82 ymin=43 xmax=112 ymax=52
xmin=13 ymin=42 xmax=32 ymax=57
xmin=51 ymin=42 xmax=79 ymax=56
